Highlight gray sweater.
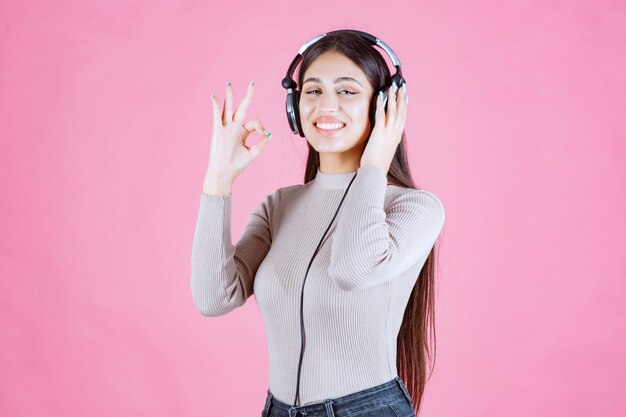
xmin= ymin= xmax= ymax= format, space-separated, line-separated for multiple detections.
xmin=190 ymin=164 xmax=446 ymax=406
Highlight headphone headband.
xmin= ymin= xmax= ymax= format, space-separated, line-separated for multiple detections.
xmin=281 ymin=29 xmax=405 ymax=137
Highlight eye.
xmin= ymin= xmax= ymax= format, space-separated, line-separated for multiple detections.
xmin=304 ymin=89 xmax=357 ymax=95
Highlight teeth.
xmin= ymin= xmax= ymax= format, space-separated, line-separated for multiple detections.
xmin=315 ymin=122 xmax=345 ymax=130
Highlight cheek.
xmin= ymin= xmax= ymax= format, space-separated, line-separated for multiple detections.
xmin=350 ymin=100 xmax=372 ymax=123
xmin=298 ymin=99 xmax=312 ymax=117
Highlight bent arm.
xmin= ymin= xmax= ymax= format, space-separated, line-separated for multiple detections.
xmin=327 ymin=165 xmax=445 ymax=291
xmin=190 ymin=192 xmax=271 ymax=316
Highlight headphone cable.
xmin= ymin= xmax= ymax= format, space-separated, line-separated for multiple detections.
xmin=293 ymin=171 xmax=359 ymax=407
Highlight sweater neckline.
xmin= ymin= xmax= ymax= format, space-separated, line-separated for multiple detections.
xmin=312 ymin=168 xmax=359 ymax=189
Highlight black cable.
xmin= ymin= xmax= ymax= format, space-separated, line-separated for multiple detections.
xmin=293 ymin=171 xmax=359 ymax=407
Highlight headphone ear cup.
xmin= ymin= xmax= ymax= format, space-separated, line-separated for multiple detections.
xmin=293 ymin=90 xmax=305 ymax=137
xmin=382 ymin=90 xmax=389 ymax=113
xmin=369 ymin=88 xmax=390 ymax=128
xmin=286 ymin=91 xmax=297 ymax=135
xmin=391 ymin=74 xmax=405 ymax=90
xmin=369 ymin=90 xmax=378 ymax=129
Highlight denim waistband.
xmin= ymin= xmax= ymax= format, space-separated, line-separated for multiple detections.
xmin=262 ymin=375 xmax=413 ymax=417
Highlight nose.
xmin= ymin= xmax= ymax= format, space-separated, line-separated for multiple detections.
xmin=317 ymin=92 xmax=339 ymax=112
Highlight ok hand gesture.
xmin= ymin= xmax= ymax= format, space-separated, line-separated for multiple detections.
xmin=206 ymin=81 xmax=272 ymax=180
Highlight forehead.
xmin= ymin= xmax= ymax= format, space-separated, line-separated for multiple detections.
xmin=302 ymin=51 xmax=369 ymax=85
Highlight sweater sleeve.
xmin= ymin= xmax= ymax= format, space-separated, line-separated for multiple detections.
xmin=327 ymin=164 xmax=445 ymax=291
xmin=190 ymin=192 xmax=272 ymax=316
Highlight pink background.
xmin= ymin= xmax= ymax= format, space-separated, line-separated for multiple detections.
xmin=1 ymin=1 xmax=625 ymax=416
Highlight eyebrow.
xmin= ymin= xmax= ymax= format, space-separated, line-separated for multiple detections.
xmin=303 ymin=77 xmax=363 ymax=87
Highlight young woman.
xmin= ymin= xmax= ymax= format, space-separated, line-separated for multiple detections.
xmin=191 ymin=30 xmax=446 ymax=417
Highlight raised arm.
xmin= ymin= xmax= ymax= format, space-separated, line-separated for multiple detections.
xmin=327 ymin=165 xmax=445 ymax=291
xmin=191 ymin=79 xmax=273 ymax=316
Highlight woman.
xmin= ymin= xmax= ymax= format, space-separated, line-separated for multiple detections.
xmin=191 ymin=29 xmax=445 ymax=417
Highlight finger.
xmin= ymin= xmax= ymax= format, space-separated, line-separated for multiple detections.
xmin=395 ymin=83 xmax=408 ymax=131
xmin=398 ymin=82 xmax=407 ymax=107
xmin=246 ymin=119 xmax=271 ymax=160
xmin=223 ymin=81 xmax=233 ymax=125
xmin=375 ymin=90 xmax=385 ymax=127
xmin=243 ymin=118 xmax=271 ymax=147
xmin=387 ymin=82 xmax=397 ymax=126
xmin=210 ymin=93 xmax=223 ymax=130
xmin=233 ymin=80 xmax=255 ymax=124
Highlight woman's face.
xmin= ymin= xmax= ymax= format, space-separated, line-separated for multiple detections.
xmin=299 ymin=51 xmax=375 ymax=158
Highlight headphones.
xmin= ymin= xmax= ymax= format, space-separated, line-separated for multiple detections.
xmin=277 ymin=30 xmax=408 ymax=410
xmin=281 ymin=29 xmax=406 ymax=137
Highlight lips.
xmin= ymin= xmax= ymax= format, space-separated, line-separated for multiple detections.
xmin=314 ymin=116 xmax=345 ymax=124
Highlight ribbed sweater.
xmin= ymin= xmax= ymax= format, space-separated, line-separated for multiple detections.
xmin=190 ymin=164 xmax=446 ymax=406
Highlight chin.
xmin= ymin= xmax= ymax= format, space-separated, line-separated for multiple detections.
xmin=314 ymin=139 xmax=363 ymax=155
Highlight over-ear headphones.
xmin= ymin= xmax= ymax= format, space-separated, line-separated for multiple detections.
xmin=281 ymin=29 xmax=406 ymax=137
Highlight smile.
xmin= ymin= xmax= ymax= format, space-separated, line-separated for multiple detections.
xmin=314 ymin=122 xmax=346 ymax=134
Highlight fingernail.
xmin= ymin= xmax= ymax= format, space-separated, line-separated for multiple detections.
xmin=263 ymin=129 xmax=272 ymax=143
xmin=392 ymin=81 xmax=397 ymax=93
xmin=405 ymin=94 xmax=409 ymax=104
xmin=378 ymin=90 xmax=383 ymax=100
xmin=249 ymin=80 xmax=254 ymax=86
xmin=402 ymin=83 xmax=406 ymax=93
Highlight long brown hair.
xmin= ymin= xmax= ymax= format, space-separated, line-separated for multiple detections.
xmin=296 ymin=31 xmax=441 ymax=416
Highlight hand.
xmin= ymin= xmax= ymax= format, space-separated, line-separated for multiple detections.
xmin=206 ymin=81 xmax=272 ymax=180
xmin=360 ymin=81 xmax=408 ymax=175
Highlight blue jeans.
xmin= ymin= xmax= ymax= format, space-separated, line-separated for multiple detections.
xmin=261 ymin=375 xmax=416 ymax=417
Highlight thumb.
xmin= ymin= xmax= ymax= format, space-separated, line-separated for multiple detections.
xmin=243 ymin=119 xmax=271 ymax=159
